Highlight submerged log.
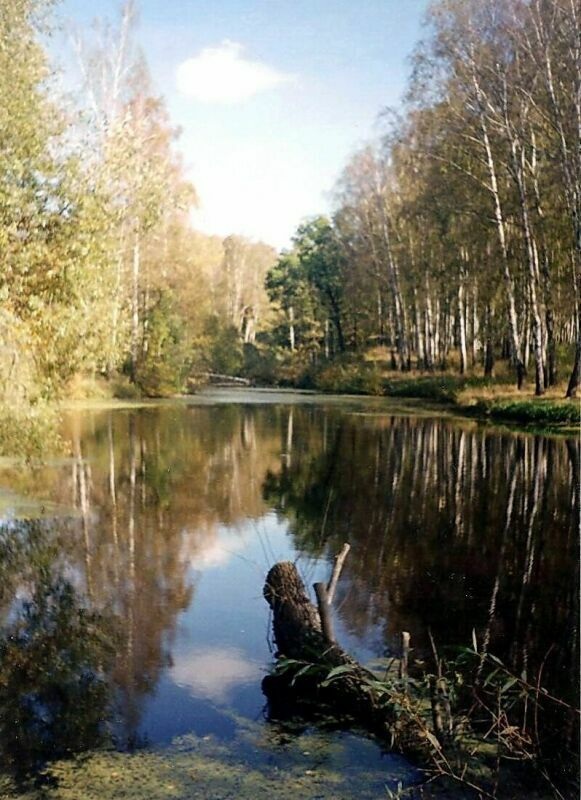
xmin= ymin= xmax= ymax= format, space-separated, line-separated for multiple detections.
xmin=263 ymin=561 xmax=427 ymax=757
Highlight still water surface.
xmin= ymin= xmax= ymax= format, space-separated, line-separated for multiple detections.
xmin=0 ymin=390 xmax=577 ymax=791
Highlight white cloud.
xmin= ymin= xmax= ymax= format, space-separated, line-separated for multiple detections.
xmin=182 ymin=527 xmax=249 ymax=570
xmin=176 ymin=40 xmax=293 ymax=104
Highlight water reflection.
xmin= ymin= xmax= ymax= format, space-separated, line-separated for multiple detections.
xmin=264 ymin=416 xmax=577 ymax=672
xmin=0 ymin=399 xmax=577 ymax=786
xmin=264 ymin=412 xmax=579 ymax=779
xmin=0 ymin=570 xmax=117 ymax=784
xmin=171 ymin=646 xmax=261 ymax=702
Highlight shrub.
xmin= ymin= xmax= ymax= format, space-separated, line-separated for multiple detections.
xmin=241 ymin=344 xmax=278 ymax=385
xmin=312 ymin=360 xmax=384 ymax=395
xmin=205 ymin=321 xmax=243 ymax=377
xmin=383 ymin=375 xmax=465 ymax=402
xmin=0 ymin=309 xmax=39 ymax=405
xmin=0 ymin=404 xmax=63 ymax=461
xmin=64 ymin=374 xmax=112 ymax=400
xmin=134 ymin=292 xmax=191 ymax=397
xmin=111 ymin=374 xmax=142 ymax=400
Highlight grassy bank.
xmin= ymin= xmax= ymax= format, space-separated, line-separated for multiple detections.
xmin=386 ymin=375 xmax=578 ymax=428
xmin=273 ymin=358 xmax=578 ymax=430
xmin=65 ymin=367 xmax=579 ymax=430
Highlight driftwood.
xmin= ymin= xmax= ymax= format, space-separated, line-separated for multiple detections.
xmin=327 ymin=542 xmax=351 ymax=604
xmin=262 ymin=560 xmax=426 ymax=757
xmin=201 ymin=372 xmax=251 ymax=386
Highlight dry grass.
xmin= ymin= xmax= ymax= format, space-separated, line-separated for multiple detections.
xmin=456 ymin=380 xmax=574 ymax=405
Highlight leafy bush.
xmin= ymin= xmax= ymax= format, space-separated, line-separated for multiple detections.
xmin=64 ymin=374 xmax=113 ymax=400
xmin=265 ymin=349 xmax=318 ymax=388
xmin=0 ymin=404 xmax=63 ymax=461
xmin=0 ymin=309 xmax=39 ymax=405
xmin=313 ymin=361 xmax=384 ymax=395
xmin=241 ymin=343 xmax=278 ymax=385
xmin=383 ymin=375 xmax=466 ymax=402
xmin=111 ymin=374 xmax=142 ymax=399
xmin=203 ymin=319 xmax=244 ymax=377
xmin=134 ymin=292 xmax=191 ymax=397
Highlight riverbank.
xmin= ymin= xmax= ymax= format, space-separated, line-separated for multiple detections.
xmin=3 ymin=727 xmax=419 ymax=800
xmin=273 ymin=362 xmax=579 ymax=432
xmin=384 ymin=373 xmax=578 ymax=430
xmin=66 ymin=369 xmax=578 ymax=432
xmin=0 ymin=372 xmax=575 ymax=464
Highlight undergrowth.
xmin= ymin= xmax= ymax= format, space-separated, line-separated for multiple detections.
xmin=273 ymin=635 xmax=579 ymax=800
xmin=478 ymin=399 xmax=579 ymax=425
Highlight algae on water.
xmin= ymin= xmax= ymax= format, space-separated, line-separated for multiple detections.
xmin=4 ymin=727 xmax=417 ymax=800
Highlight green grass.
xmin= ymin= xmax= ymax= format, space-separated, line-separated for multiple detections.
xmin=478 ymin=398 xmax=579 ymax=426
xmin=383 ymin=375 xmax=471 ymax=402
xmin=287 ymin=359 xmax=578 ymax=429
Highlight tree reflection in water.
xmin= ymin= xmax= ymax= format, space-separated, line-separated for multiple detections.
xmin=0 ymin=402 xmax=577 ymax=789
xmin=264 ymin=412 xmax=579 ymax=781
xmin=0 ymin=559 xmax=117 ymax=787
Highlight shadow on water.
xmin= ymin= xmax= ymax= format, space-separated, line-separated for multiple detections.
xmin=0 ymin=397 xmax=577 ymax=794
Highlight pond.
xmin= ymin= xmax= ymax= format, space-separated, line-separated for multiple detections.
xmin=0 ymin=390 xmax=578 ymax=797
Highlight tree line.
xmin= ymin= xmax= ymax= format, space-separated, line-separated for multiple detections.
xmin=0 ymin=0 xmax=276 ymax=404
xmin=1 ymin=0 xmax=578 ymax=408
xmin=266 ymin=0 xmax=580 ymax=397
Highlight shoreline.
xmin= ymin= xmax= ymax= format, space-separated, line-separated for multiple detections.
xmin=55 ymin=380 xmax=578 ymax=436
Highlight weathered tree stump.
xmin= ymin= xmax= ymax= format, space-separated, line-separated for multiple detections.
xmin=263 ymin=561 xmax=324 ymax=660
xmin=263 ymin=561 xmax=427 ymax=757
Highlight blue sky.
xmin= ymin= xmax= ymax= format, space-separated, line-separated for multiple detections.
xmin=58 ymin=0 xmax=430 ymax=249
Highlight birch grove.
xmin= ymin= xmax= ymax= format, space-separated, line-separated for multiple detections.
xmin=271 ymin=0 xmax=579 ymax=396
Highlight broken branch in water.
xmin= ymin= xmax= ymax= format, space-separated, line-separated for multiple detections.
xmin=326 ymin=542 xmax=350 ymax=603
xmin=313 ymin=541 xmax=350 ymax=644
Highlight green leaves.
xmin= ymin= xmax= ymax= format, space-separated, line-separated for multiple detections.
xmin=0 ymin=1 xmax=124 ymax=397
xmin=274 ymin=657 xmax=326 ymax=687
xmin=320 ymin=664 xmax=357 ymax=687
xmin=134 ymin=290 xmax=191 ymax=397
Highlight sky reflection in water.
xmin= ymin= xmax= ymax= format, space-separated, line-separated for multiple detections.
xmin=0 ymin=394 xmax=577 ymax=786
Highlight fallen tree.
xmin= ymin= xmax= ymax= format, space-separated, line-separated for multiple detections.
xmin=199 ymin=373 xmax=251 ymax=386
xmin=262 ymin=558 xmax=429 ymax=760
xmin=261 ymin=554 xmax=579 ymax=799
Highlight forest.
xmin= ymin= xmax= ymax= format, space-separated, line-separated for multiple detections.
xmin=0 ymin=0 xmax=579 ymax=440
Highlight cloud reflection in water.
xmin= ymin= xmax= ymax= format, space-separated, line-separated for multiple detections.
xmin=171 ymin=646 xmax=261 ymax=704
